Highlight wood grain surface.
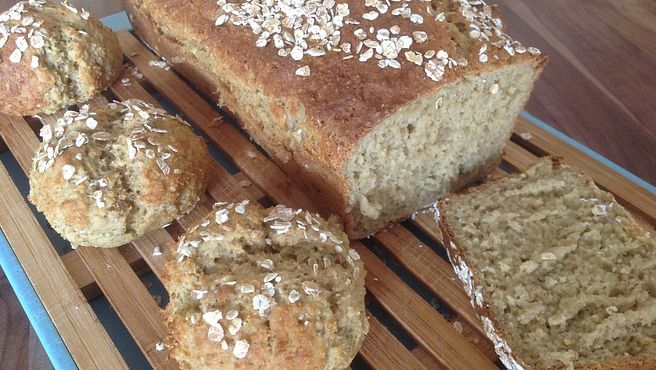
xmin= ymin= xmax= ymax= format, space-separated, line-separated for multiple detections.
xmin=495 ymin=0 xmax=656 ymax=185
xmin=0 ymin=0 xmax=654 ymax=369
xmin=0 ymin=269 xmax=53 ymax=370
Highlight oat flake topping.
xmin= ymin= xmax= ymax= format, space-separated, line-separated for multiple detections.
xmin=179 ymin=201 xmax=364 ymax=361
xmin=33 ymin=100 xmax=187 ymax=209
xmin=0 ymin=1 xmax=92 ymax=67
xmin=213 ymin=0 xmax=540 ymax=81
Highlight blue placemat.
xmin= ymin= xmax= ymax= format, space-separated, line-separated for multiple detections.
xmin=0 ymin=11 xmax=654 ymax=370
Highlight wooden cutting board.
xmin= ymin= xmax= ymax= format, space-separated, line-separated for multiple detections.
xmin=0 ymin=29 xmax=653 ymax=370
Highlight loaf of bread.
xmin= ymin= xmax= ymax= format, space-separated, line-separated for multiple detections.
xmin=29 ymin=99 xmax=210 ymax=248
xmin=0 ymin=0 xmax=122 ymax=116
xmin=121 ymin=0 xmax=546 ymax=238
xmin=163 ymin=201 xmax=368 ymax=369
xmin=438 ymin=158 xmax=656 ymax=370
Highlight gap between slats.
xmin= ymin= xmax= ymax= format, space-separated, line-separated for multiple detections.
xmin=29 ymin=98 xmax=178 ymax=369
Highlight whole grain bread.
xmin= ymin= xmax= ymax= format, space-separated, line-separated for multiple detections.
xmin=0 ymin=0 xmax=122 ymax=116
xmin=29 ymin=99 xmax=210 ymax=248
xmin=164 ymin=201 xmax=368 ymax=369
xmin=438 ymin=158 xmax=656 ymax=370
xmin=122 ymin=0 xmax=546 ymax=238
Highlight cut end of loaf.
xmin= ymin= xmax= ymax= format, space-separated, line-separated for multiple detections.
xmin=345 ymin=61 xmax=541 ymax=238
xmin=440 ymin=159 xmax=656 ymax=369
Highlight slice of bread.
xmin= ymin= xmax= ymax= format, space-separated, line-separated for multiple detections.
xmin=438 ymin=158 xmax=656 ymax=370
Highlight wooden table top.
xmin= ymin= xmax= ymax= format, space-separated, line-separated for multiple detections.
xmin=0 ymin=0 xmax=654 ymax=368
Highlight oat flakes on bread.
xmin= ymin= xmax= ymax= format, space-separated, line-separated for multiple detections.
xmin=122 ymin=0 xmax=547 ymax=238
xmin=164 ymin=201 xmax=368 ymax=369
xmin=29 ymin=99 xmax=210 ymax=248
xmin=438 ymin=158 xmax=656 ymax=370
xmin=0 ymin=0 xmax=122 ymax=116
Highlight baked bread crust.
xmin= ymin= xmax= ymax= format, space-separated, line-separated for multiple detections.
xmin=28 ymin=99 xmax=210 ymax=248
xmin=163 ymin=201 xmax=368 ymax=369
xmin=122 ymin=0 xmax=546 ymax=238
xmin=438 ymin=157 xmax=656 ymax=370
xmin=0 ymin=0 xmax=122 ymax=116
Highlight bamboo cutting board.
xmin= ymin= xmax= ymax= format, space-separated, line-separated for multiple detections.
xmin=0 ymin=27 xmax=654 ymax=370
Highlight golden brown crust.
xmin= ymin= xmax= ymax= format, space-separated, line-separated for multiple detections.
xmin=123 ymin=0 xmax=546 ymax=238
xmin=0 ymin=1 xmax=122 ymax=116
xmin=438 ymin=157 xmax=656 ymax=370
xmin=163 ymin=202 xmax=368 ymax=369
xmin=124 ymin=0 xmax=545 ymax=166
xmin=28 ymin=100 xmax=210 ymax=248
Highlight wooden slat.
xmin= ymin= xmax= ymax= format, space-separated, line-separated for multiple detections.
xmin=20 ymin=99 xmax=179 ymax=369
xmin=0 ymin=130 xmax=126 ymax=368
xmin=375 ymin=225 xmax=481 ymax=330
xmin=373 ymin=226 xmax=497 ymax=359
xmin=116 ymin=31 xmax=318 ymax=212
xmin=504 ymin=140 xmax=542 ymax=171
xmin=0 ymin=114 xmax=40 ymax=172
xmin=360 ymin=316 xmax=429 ymax=370
xmin=412 ymin=346 xmax=447 ymax=370
xmin=513 ymin=118 xmax=656 ymax=225
xmin=412 ymin=213 xmax=443 ymax=247
xmin=76 ymin=247 xmax=177 ymax=369
xmin=62 ymin=245 xmax=148 ymax=299
xmin=354 ymin=243 xmax=496 ymax=370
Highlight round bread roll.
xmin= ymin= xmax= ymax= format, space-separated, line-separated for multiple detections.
xmin=164 ymin=201 xmax=368 ymax=369
xmin=28 ymin=99 xmax=210 ymax=248
xmin=0 ymin=0 xmax=122 ymax=116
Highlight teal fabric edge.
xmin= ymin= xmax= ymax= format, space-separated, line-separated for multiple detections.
xmin=0 ymin=230 xmax=77 ymax=370
xmin=101 ymin=11 xmax=132 ymax=31
xmin=520 ymin=112 xmax=656 ymax=195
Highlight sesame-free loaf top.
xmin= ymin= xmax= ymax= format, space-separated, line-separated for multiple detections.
xmin=124 ymin=0 xmax=546 ymax=237
xmin=129 ymin=0 xmax=541 ymax=157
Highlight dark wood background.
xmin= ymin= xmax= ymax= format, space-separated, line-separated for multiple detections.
xmin=0 ymin=0 xmax=654 ymax=368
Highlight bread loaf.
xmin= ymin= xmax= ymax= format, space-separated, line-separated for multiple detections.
xmin=439 ymin=158 xmax=656 ymax=369
xmin=164 ymin=201 xmax=368 ymax=369
xmin=29 ymin=99 xmax=210 ymax=248
xmin=0 ymin=0 xmax=122 ymax=116
xmin=122 ymin=0 xmax=546 ymax=238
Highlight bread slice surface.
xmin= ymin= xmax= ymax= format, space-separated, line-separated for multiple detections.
xmin=439 ymin=158 xmax=656 ymax=370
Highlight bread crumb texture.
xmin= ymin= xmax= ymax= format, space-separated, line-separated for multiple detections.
xmin=441 ymin=159 xmax=656 ymax=369
xmin=164 ymin=201 xmax=368 ymax=369
xmin=0 ymin=0 xmax=122 ymax=115
xmin=28 ymin=99 xmax=210 ymax=248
